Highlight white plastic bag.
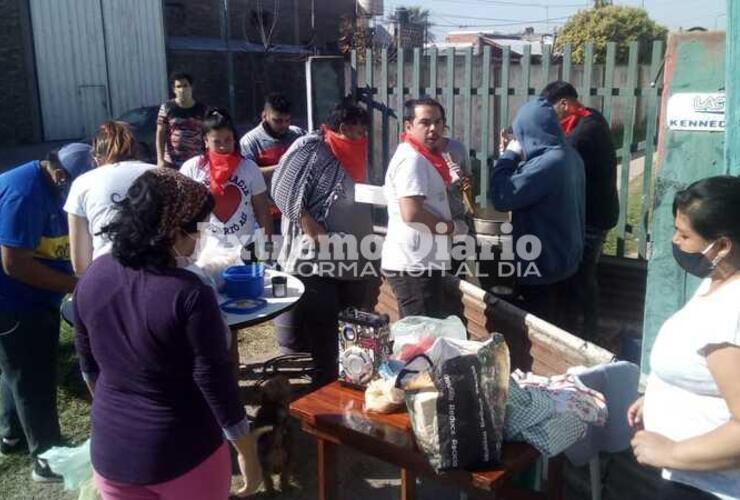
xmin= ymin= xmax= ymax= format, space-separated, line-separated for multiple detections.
xmin=391 ymin=315 xmax=466 ymax=360
xmin=365 ymin=378 xmax=405 ymax=413
xmin=402 ymin=336 xmax=495 ymax=375
xmin=39 ymin=440 xmax=93 ymax=491
xmin=194 ymin=241 xmax=243 ymax=290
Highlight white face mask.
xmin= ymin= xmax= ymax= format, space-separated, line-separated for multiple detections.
xmin=173 ymin=232 xmax=199 ymax=268
xmin=174 ymin=254 xmax=194 ymax=268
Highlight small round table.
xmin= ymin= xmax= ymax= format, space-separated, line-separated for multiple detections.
xmin=219 ymin=268 xmax=304 ymax=330
xmin=60 ymin=267 xmax=305 ymax=330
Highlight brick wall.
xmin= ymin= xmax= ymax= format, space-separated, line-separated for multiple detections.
xmin=163 ymin=0 xmax=354 ymax=130
xmin=0 ymin=0 xmax=38 ymax=145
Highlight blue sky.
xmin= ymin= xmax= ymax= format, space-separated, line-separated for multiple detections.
xmin=378 ymin=0 xmax=728 ymax=39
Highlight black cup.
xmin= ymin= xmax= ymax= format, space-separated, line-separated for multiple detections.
xmin=271 ymin=276 xmax=287 ymax=298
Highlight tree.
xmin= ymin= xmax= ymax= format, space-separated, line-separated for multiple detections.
xmin=555 ymin=6 xmax=668 ymax=64
xmin=388 ymin=6 xmax=435 ymax=44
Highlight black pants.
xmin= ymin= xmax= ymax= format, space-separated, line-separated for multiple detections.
xmin=384 ymin=271 xmax=446 ymax=319
xmin=517 ymin=277 xmax=578 ymax=332
xmin=657 ymin=480 xmax=719 ymax=500
xmin=0 ymin=308 xmax=62 ymax=457
xmin=274 ymin=275 xmax=379 ymax=386
xmin=572 ymin=228 xmax=607 ymax=341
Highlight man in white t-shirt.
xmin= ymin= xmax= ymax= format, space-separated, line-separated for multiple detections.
xmin=381 ymin=98 xmax=455 ymax=318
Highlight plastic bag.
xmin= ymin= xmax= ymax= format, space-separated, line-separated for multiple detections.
xmin=391 ymin=315 xmax=466 ymax=361
xmin=398 ymin=334 xmax=510 ymax=472
xmin=365 ymin=378 xmax=405 ymax=413
xmin=398 ymin=336 xmax=492 ymax=375
xmin=39 ymin=440 xmax=93 ymax=491
xmin=194 ymin=241 xmax=243 ymax=290
xmin=78 ymin=478 xmax=98 ymax=500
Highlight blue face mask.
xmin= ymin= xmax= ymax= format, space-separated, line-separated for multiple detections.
xmin=672 ymin=241 xmax=717 ymax=278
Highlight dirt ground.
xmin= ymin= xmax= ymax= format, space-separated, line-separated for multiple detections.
xmin=234 ymin=324 xmax=469 ymax=500
xmin=0 ymin=323 xmax=469 ymax=500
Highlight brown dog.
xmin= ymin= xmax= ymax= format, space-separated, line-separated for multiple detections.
xmin=253 ymin=375 xmax=293 ymax=494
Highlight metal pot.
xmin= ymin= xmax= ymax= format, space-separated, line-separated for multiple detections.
xmin=472 ymin=217 xmax=506 ymax=236
xmin=471 ymin=207 xmax=510 ymax=236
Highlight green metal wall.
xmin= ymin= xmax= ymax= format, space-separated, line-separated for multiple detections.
xmin=641 ymin=33 xmax=727 ymax=373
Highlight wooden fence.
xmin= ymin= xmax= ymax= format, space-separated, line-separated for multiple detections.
xmin=350 ymin=41 xmax=665 ymax=259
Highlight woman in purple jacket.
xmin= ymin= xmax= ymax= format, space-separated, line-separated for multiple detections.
xmin=73 ymin=168 xmax=262 ymax=499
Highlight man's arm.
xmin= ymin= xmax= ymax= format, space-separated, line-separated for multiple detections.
xmin=155 ymin=123 xmax=167 ymax=168
xmin=68 ymin=214 xmax=93 ymax=275
xmin=1 ymin=245 xmax=77 ymax=293
xmin=156 ymin=104 xmax=168 ymax=167
xmin=399 ymin=196 xmax=453 ymax=234
xmin=490 ymin=150 xmax=553 ymax=211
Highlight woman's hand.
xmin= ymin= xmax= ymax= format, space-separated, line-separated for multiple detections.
xmin=627 ymin=396 xmax=644 ymax=430
xmin=231 ymin=432 xmax=264 ymax=497
xmin=631 ymin=430 xmax=677 ymax=468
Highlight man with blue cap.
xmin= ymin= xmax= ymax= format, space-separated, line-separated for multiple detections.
xmin=0 ymin=143 xmax=93 ymax=482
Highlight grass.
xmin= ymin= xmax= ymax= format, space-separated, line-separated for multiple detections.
xmin=0 ymin=321 xmax=283 ymax=499
xmin=0 ymin=322 xmax=88 ymax=500
xmin=603 ymin=171 xmax=646 ymax=258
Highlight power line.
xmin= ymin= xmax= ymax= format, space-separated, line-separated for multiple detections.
xmin=429 ymin=13 xmax=559 ymax=21
xmin=430 ymin=0 xmax=588 ymax=7
xmin=431 ymin=15 xmax=572 ymax=27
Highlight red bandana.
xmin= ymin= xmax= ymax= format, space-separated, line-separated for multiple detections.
xmin=400 ymin=133 xmax=451 ymax=185
xmin=560 ymin=104 xmax=592 ymax=135
xmin=322 ymin=126 xmax=368 ymax=183
xmin=206 ymin=150 xmax=241 ymax=196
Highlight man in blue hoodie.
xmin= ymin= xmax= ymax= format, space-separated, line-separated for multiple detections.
xmin=490 ymin=98 xmax=585 ymax=329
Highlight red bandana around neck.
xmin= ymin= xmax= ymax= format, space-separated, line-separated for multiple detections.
xmin=560 ymin=103 xmax=592 ymax=135
xmin=206 ymin=150 xmax=241 ymax=195
xmin=322 ymin=126 xmax=368 ymax=183
xmin=400 ymin=133 xmax=451 ymax=185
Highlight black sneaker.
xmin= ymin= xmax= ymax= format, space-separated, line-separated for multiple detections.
xmin=0 ymin=437 xmax=25 ymax=455
xmin=31 ymin=458 xmax=63 ymax=483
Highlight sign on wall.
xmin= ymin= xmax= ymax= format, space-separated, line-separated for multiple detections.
xmin=666 ymin=92 xmax=726 ymax=132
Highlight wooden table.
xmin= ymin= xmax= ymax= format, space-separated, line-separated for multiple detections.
xmin=290 ymin=381 xmax=563 ymax=500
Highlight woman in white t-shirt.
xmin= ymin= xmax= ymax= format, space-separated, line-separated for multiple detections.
xmin=629 ymin=176 xmax=740 ymax=500
xmin=179 ymin=108 xmax=270 ymax=262
xmin=65 ymin=121 xmax=154 ymax=274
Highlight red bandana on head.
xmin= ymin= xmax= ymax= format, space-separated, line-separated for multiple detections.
xmin=206 ymin=150 xmax=241 ymax=196
xmin=322 ymin=126 xmax=368 ymax=183
xmin=560 ymin=102 xmax=592 ymax=135
xmin=400 ymin=133 xmax=451 ymax=185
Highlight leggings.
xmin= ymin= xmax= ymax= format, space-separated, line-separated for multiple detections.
xmin=93 ymin=442 xmax=231 ymax=500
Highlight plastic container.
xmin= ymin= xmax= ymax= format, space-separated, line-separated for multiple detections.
xmin=271 ymin=275 xmax=287 ymax=298
xmin=222 ymin=264 xmax=264 ymax=299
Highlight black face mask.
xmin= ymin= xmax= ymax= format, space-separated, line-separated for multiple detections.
xmin=672 ymin=241 xmax=717 ymax=278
